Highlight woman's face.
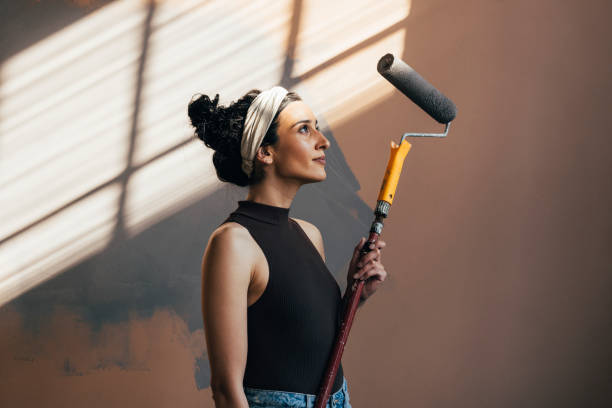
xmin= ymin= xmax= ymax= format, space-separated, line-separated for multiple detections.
xmin=266 ymin=101 xmax=331 ymax=184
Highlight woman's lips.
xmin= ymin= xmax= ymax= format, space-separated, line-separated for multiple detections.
xmin=314 ymin=158 xmax=326 ymax=165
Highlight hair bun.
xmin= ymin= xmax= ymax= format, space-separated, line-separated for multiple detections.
xmin=188 ymin=93 xmax=219 ymax=142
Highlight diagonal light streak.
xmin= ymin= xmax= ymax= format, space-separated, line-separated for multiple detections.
xmin=0 ymin=0 xmax=410 ymax=307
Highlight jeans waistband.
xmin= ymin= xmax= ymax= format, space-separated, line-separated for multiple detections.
xmin=243 ymin=376 xmax=349 ymax=408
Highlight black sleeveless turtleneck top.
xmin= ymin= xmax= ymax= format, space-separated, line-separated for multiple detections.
xmin=220 ymin=200 xmax=344 ymax=395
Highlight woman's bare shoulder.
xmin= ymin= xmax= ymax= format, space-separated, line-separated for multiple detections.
xmin=201 ymin=222 xmax=259 ymax=291
xmin=214 ymin=221 xmax=248 ymax=233
xmin=206 ymin=222 xmax=255 ymax=257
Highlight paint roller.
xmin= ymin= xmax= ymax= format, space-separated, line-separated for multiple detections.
xmin=315 ymin=53 xmax=457 ymax=407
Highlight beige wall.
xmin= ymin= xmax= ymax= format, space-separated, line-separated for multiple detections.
xmin=1 ymin=0 xmax=611 ymax=407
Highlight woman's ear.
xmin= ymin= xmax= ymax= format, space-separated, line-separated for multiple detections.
xmin=255 ymin=145 xmax=274 ymax=166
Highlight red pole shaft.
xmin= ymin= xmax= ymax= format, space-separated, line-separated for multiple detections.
xmin=314 ymin=231 xmax=380 ymax=408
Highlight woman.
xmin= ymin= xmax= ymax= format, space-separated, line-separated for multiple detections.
xmin=188 ymin=86 xmax=388 ymax=408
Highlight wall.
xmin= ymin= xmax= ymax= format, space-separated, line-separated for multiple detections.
xmin=1 ymin=0 xmax=610 ymax=407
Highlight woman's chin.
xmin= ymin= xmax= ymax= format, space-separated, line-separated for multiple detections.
xmin=314 ymin=168 xmax=327 ymax=182
xmin=301 ymin=170 xmax=326 ymax=184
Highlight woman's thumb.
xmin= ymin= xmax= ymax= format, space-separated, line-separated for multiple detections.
xmin=353 ymin=237 xmax=365 ymax=257
xmin=357 ymin=237 xmax=366 ymax=248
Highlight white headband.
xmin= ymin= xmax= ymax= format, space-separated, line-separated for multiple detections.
xmin=241 ymin=86 xmax=289 ymax=177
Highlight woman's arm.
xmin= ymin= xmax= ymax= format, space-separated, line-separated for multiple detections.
xmin=294 ymin=219 xmax=385 ymax=307
xmin=201 ymin=225 xmax=254 ymax=408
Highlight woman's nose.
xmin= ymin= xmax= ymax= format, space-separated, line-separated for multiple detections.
xmin=318 ymin=130 xmax=331 ymax=150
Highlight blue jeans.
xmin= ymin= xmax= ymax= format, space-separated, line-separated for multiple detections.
xmin=243 ymin=377 xmax=352 ymax=408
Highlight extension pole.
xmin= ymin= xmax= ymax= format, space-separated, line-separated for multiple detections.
xmin=314 ymin=138 xmax=412 ymax=407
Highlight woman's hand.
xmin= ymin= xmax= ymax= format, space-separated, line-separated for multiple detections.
xmin=346 ymin=237 xmax=388 ymax=302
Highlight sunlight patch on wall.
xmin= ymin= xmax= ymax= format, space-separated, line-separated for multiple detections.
xmin=291 ymin=0 xmax=410 ymax=126
xmin=296 ymin=30 xmax=408 ymax=128
xmin=124 ymin=143 xmax=220 ymax=238
xmin=0 ymin=185 xmax=120 ymax=305
xmin=123 ymin=0 xmax=295 ymax=235
xmin=0 ymin=0 xmax=410 ymax=306
xmin=0 ymin=1 xmax=150 ymax=306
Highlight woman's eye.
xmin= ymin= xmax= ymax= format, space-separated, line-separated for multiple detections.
xmin=299 ymin=125 xmax=309 ymax=133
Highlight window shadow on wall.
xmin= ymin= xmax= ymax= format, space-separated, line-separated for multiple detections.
xmin=2 ymin=0 xmax=414 ymax=394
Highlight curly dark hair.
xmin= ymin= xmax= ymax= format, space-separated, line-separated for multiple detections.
xmin=187 ymin=88 xmax=302 ymax=187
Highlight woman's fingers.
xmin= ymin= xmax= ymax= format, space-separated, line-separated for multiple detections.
xmin=356 ymin=248 xmax=380 ymax=268
xmin=356 ymin=237 xmax=366 ymax=250
xmin=355 ymin=238 xmax=384 ymax=255
xmin=351 ymin=238 xmax=385 ymax=278
xmin=353 ymin=260 xmax=385 ymax=281
xmin=352 ymin=237 xmax=366 ymax=261
xmin=367 ymin=240 xmax=386 ymax=249
xmin=361 ymin=267 xmax=385 ymax=282
xmin=353 ymin=256 xmax=379 ymax=276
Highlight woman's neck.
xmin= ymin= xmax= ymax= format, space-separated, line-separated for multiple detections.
xmin=246 ymin=178 xmax=300 ymax=209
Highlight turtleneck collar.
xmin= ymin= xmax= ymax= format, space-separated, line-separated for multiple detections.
xmin=234 ymin=200 xmax=291 ymax=225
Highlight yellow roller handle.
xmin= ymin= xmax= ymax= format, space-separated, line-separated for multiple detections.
xmin=377 ymin=139 xmax=412 ymax=204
